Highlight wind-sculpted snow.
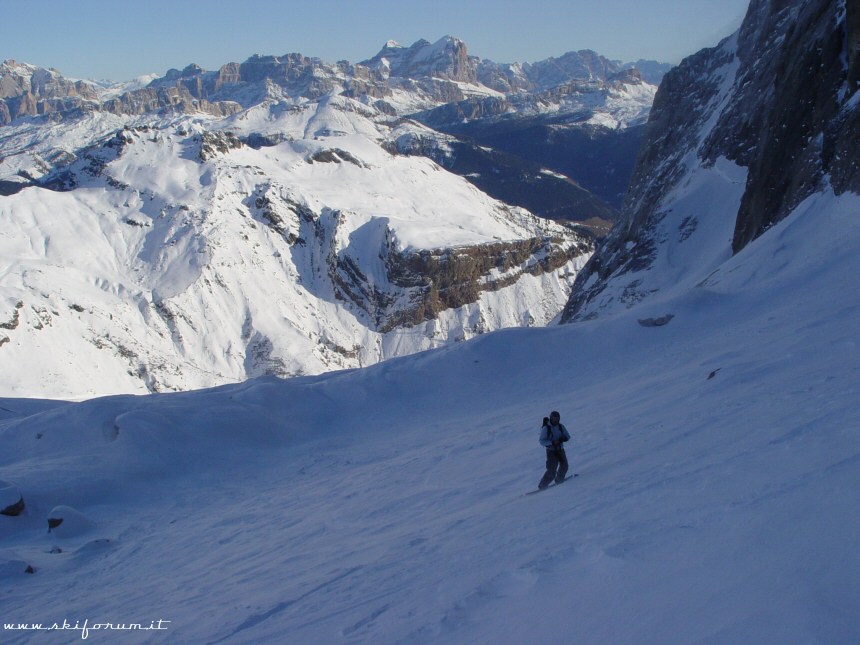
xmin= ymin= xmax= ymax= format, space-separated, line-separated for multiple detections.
xmin=0 ymin=187 xmax=858 ymax=643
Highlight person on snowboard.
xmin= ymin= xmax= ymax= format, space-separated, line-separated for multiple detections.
xmin=538 ymin=410 xmax=571 ymax=489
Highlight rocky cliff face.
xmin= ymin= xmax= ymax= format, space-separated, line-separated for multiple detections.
xmin=0 ymin=60 xmax=99 ymax=124
xmin=562 ymin=0 xmax=860 ymax=322
xmin=363 ymin=37 xmax=478 ymax=84
xmin=149 ymin=54 xmax=368 ymax=104
xmin=373 ymin=234 xmax=589 ymax=332
xmin=706 ymin=0 xmax=860 ymax=252
xmin=0 ymin=60 xmax=245 ymax=124
xmin=101 ymin=86 xmax=242 ymax=119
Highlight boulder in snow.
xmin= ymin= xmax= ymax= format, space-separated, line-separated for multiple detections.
xmin=47 ymin=505 xmax=94 ymax=537
xmin=0 ymin=480 xmax=25 ymax=516
xmin=0 ymin=558 xmax=35 ymax=578
xmin=638 ymin=314 xmax=674 ymax=328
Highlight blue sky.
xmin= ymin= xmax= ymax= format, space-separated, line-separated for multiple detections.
xmin=2 ymin=0 xmax=750 ymax=82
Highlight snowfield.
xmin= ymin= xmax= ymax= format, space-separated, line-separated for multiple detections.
xmin=0 ymin=187 xmax=857 ymax=643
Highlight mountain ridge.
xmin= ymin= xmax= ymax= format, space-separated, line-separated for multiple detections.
xmin=1 ymin=37 xmax=664 ymax=224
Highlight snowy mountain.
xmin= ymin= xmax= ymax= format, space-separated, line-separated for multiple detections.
xmin=1 ymin=2 xmax=858 ymax=643
xmin=0 ymin=38 xmax=663 ymax=399
xmin=414 ymin=69 xmax=654 ymax=214
xmin=1 ymin=39 xmax=661 ymax=127
xmin=0 ymin=103 xmax=589 ymax=399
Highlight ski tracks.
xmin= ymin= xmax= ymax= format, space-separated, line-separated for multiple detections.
xmin=207 ymin=565 xmax=365 ymax=644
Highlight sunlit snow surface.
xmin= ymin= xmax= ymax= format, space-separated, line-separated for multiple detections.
xmin=0 ymin=186 xmax=857 ymax=643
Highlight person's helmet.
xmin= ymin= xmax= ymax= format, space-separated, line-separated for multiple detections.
xmin=550 ymin=410 xmax=561 ymax=423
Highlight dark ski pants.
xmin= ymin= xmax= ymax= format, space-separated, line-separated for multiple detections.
xmin=539 ymin=448 xmax=568 ymax=488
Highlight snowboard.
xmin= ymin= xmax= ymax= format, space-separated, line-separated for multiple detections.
xmin=526 ymin=474 xmax=578 ymax=495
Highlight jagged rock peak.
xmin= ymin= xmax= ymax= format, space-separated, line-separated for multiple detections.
xmin=522 ymin=49 xmax=619 ymax=83
xmin=363 ymin=36 xmax=477 ymax=83
xmin=0 ymin=38 xmax=667 ymax=127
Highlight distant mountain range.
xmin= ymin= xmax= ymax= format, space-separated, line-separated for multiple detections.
xmin=1 ymin=38 xmax=670 ymax=123
xmin=1 ymin=38 xmax=670 ymax=220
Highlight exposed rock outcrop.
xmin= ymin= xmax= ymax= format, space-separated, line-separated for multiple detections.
xmin=377 ymin=236 xmax=589 ymax=331
xmin=0 ymin=60 xmax=99 ymax=125
xmin=101 ymin=86 xmax=241 ymax=118
xmin=198 ymin=130 xmax=243 ymax=161
xmin=290 ymin=201 xmax=591 ymax=334
xmin=0 ymin=480 xmax=25 ymax=516
xmin=46 ymin=505 xmax=94 ymax=537
xmin=0 ymin=59 xmax=240 ymax=124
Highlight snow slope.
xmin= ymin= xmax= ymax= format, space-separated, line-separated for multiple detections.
xmin=1 ymin=185 xmax=857 ymax=643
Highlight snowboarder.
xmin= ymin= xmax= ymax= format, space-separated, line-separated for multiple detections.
xmin=538 ymin=410 xmax=571 ymax=489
